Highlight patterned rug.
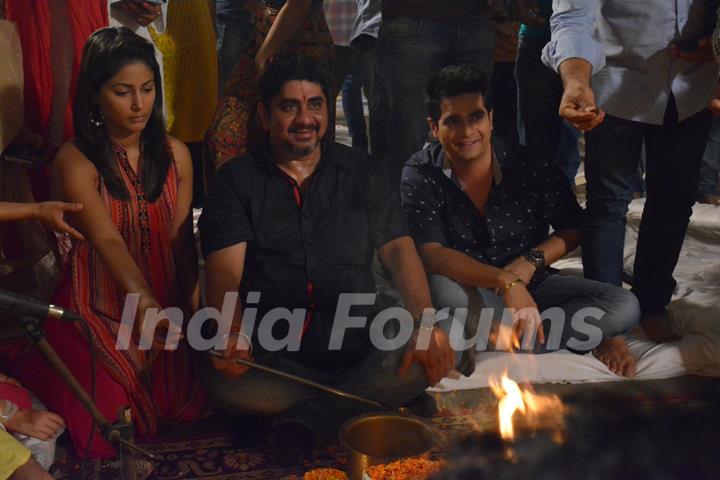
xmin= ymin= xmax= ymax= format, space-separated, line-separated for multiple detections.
xmin=49 ymin=381 xmax=712 ymax=479
xmin=49 ymin=401 xmax=498 ymax=479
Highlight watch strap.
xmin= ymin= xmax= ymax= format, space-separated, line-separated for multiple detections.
xmin=523 ymin=248 xmax=546 ymax=270
xmin=0 ymin=400 xmax=18 ymax=423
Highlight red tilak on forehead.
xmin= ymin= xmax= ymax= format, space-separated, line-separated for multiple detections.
xmin=279 ymin=80 xmax=326 ymax=102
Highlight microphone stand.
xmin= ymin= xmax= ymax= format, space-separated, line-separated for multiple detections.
xmin=19 ymin=314 xmax=159 ymax=479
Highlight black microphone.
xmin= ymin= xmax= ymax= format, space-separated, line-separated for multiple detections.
xmin=0 ymin=288 xmax=82 ymax=322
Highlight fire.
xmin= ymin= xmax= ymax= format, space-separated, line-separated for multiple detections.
xmin=489 ymin=373 xmax=566 ymax=442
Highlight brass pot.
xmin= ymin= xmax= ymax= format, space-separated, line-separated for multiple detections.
xmin=339 ymin=412 xmax=437 ymax=480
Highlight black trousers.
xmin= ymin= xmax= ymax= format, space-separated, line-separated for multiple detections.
xmin=583 ymin=97 xmax=712 ymax=313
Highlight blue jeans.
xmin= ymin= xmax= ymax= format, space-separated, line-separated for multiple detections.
xmin=429 ymin=273 xmax=640 ymax=354
xmin=341 ymin=72 xmax=368 ymax=151
xmin=353 ymin=38 xmax=389 ymax=162
xmin=698 ymin=116 xmax=720 ymax=197
xmin=335 ymin=45 xmax=368 ymax=152
xmin=515 ymin=36 xmax=580 ymax=183
xmin=203 ymin=312 xmax=474 ymax=446
xmin=583 ymin=101 xmax=712 ymax=313
xmin=216 ymin=2 xmax=254 ymax=89
xmin=379 ymin=14 xmax=494 ymax=181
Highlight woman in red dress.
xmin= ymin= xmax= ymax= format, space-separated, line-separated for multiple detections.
xmin=12 ymin=27 xmax=205 ymax=461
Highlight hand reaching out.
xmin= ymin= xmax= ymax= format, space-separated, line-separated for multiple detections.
xmin=501 ymin=281 xmax=545 ymax=350
xmin=118 ymin=0 xmax=162 ymax=26
xmin=34 ymin=201 xmax=85 ymax=240
xmin=559 ymin=81 xmax=605 ymax=131
xmin=3 ymin=408 xmax=65 ymax=441
xmin=399 ymin=326 xmax=455 ymax=386
xmin=211 ymin=332 xmax=254 ymax=376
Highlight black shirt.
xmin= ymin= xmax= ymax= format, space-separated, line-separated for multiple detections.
xmin=199 ymin=141 xmax=409 ymax=367
xmin=401 ymin=139 xmax=582 ymax=279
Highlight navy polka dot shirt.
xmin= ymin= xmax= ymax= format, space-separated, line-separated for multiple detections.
xmin=401 ymin=139 xmax=582 ymax=270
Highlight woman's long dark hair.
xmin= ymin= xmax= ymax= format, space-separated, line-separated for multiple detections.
xmin=73 ymin=27 xmax=169 ymax=202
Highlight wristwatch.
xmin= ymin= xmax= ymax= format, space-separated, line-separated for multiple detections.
xmin=0 ymin=400 xmax=18 ymax=424
xmin=523 ymin=248 xmax=546 ymax=271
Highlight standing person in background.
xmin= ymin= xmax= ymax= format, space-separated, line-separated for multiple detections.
xmin=488 ymin=0 xmax=520 ymax=145
xmin=206 ymin=0 xmax=335 ymax=171
xmin=379 ymin=0 xmax=494 ymax=181
xmin=109 ymin=0 xmax=166 ymax=96
xmin=350 ymin=0 xmax=388 ymax=161
xmin=216 ymin=0 xmax=256 ymax=89
xmin=669 ymin=22 xmax=720 ymax=205
xmin=697 ymin=116 xmax=720 ymax=205
xmin=324 ymin=0 xmax=368 ymax=152
xmin=2 ymin=0 xmax=108 ymax=201
xmin=149 ymin=0 xmax=218 ymax=208
xmin=543 ymin=0 xmax=718 ymax=342
xmin=514 ymin=0 xmax=580 ymax=184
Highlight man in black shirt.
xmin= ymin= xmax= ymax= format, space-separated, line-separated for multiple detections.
xmin=199 ymin=55 xmax=458 ymax=465
xmin=401 ymin=64 xmax=640 ymax=378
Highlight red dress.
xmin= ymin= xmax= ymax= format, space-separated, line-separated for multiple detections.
xmin=12 ymin=144 xmax=206 ymax=458
xmin=5 ymin=0 xmax=107 ymax=201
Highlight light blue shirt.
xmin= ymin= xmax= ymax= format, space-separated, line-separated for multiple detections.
xmin=542 ymin=0 xmax=719 ymax=125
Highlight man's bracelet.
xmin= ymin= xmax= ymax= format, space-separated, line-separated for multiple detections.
xmin=226 ymin=326 xmax=253 ymax=354
xmin=501 ymin=278 xmax=525 ymax=293
xmin=418 ymin=323 xmax=435 ymax=335
xmin=414 ymin=309 xmax=437 ymax=333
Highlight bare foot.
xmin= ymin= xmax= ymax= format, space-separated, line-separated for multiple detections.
xmin=593 ymin=336 xmax=637 ymax=377
xmin=640 ymin=311 xmax=679 ymax=343
xmin=697 ymin=193 xmax=720 ymax=205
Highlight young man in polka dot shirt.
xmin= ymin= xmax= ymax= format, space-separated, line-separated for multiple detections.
xmin=400 ymin=64 xmax=641 ymax=377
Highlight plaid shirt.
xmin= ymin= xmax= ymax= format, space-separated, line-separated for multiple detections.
xmin=323 ymin=0 xmax=357 ymax=46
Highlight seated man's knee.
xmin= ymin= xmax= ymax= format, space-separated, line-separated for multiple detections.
xmin=601 ymin=288 xmax=641 ymax=337
xmin=206 ymin=372 xmax=298 ymax=416
xmin=429 ymin=275 xmax=470 ymax=309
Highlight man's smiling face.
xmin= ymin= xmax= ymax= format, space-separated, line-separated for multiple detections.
xmin=429 ymin=92 xmax=493 ymax=165
xmin=261 ymin=79 xmax=328 ymax=158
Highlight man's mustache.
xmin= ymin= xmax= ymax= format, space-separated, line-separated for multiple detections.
xmin=288 ymin=124 xmax=320 ymax=133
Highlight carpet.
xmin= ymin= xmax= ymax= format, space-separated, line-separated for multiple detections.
xmin=49 ymin=378 xmax=715 ymax=479
xmin=49 ymin=402 xmax=497 ymax=479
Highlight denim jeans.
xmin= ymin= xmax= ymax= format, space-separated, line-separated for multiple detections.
xmin=334 ymin=45 xmax=368 ymax=152
xmin=698 ymin=116 xmax=720 ymax=197
xmin=515 ymin=36 xmax=580 ymax=183
xmin=216 ymin=3 xmax=254 ymax=89
xmin=583 ymin=100 xmax=712 ymax=313
xmin=203 ymin=309 xmax=475 ymax=446
xmin=429 ymin=273 xmax=640 ymax=354
xmin=353 ymin=39 xmax=389 ymax=162
xmin=379 ymin=14 xmax=494 ymax=181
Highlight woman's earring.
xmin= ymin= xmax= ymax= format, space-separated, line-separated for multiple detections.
xmin=89 ymin=109 xmax=104 ymax=127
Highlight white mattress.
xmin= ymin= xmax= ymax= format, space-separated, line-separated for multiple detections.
xmin=432 ymin=199 xmax=720 ymax=391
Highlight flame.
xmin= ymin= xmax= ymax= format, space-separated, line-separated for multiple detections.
xmin=489 ymin=373 xmax=566 ymax=442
